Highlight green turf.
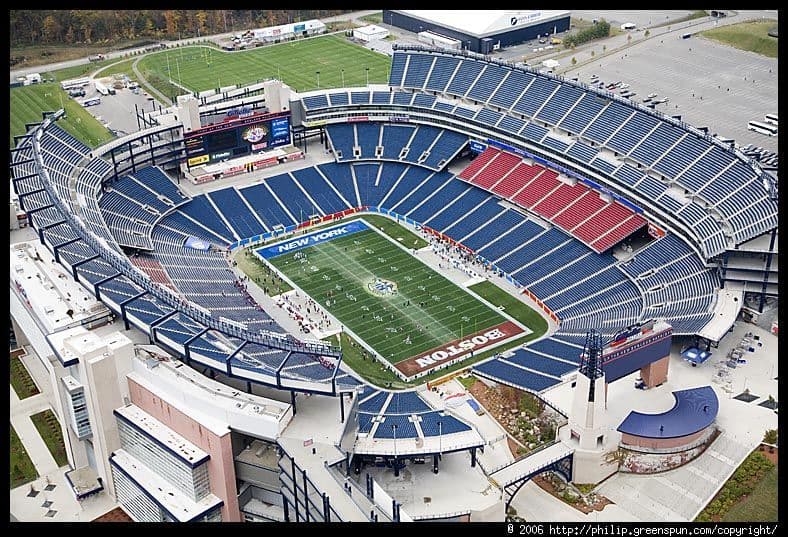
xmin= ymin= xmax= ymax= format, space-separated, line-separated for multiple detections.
xmin=267 ymin=222 xmax=509 ymax=366
xmin=722 ymin=465 xmax=778 ymax=522
xmin=329 ymin=332 xmax=410 ymax=390
xmin=235 ymin=248 xmax=292 ymax=296
xmin=10 ymin=425 xmax=38 ymax=489
xmin=10 ymin=83 xmax=114 ymax=148
xmin=30 ymin=410 xmax=69 ymax=468
xmin=468 ymin=281 xmax=549 ymax=335
xmin=701 ymin=21 xmax=778 ymax=58
xmin=360 ymin=214 xmax=429 ymax=250
xmin=10 ymin=355 xmax=40 ymax=400
xmin=457 ymin=375 xmax=477 ymax=390
xmin=137 ymin=35 xmax=391 ymax=95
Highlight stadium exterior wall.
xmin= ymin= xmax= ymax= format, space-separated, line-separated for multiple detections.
xmin=383 ymin=10 xmax=570 ymax=52
xmin=621 ymin=428 xmax=708 ymax=450
xmin=127 ymin=377 xmax=242 ymax=522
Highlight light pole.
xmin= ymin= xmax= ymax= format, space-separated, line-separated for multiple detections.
xmin=393 ymin=423 xmax=397 ymax=460
xmin=365 ymin=67 xmax=370 ymax=86
xmin=438 ymin=417 xmax=443 ymax=454
xmin=316 ymin=71 xmax=320 ymax=89
xmin=341 ymin=68 xmax=345 ymax=87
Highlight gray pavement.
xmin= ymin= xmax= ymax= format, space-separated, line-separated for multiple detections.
xmin=562 ymin=12 xmax=778 ymax=152
xmin=571 ymin=10 xmax=696 ymax=29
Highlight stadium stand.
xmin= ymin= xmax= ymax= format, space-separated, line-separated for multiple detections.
xmin=458 ymin=148 xmax=647 ymax=253
xmin=325 ymin=122 xmax=467 ymax=171
xmin=360 ymin=47 xmax=778 ymax=258
xmin=357 ymin=389 xmax=473 ymax=441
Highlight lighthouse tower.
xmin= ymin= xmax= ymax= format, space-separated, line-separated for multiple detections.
xmin=560 ymin=330 xmax=620 ymax=484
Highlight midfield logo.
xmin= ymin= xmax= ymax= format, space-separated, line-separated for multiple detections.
xmin=367 ymin=277 xmax=398 ymax=296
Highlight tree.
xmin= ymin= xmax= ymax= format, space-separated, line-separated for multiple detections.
xmin=763 ymin=429 xmax=778 ymax=445
xmin=590 ymin=50 xmax=595 ymax=57
xmin=571 ymin=57 xmax=577 ymax=65
xmin=163 ymin=10 xmax=181 ymax=37
xmin=196 ymin=11 xmax=209 ymax=37
xmin=43 ymin=14 xmax=62 ymax=42
xmin=602 ymin=44 xmax=607 ymax=52
xmin=644 ymin=29 xmax=651 ymax=38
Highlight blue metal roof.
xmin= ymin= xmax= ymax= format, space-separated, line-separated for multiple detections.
xmin=617 ymin=386 xmax=718 ymax=439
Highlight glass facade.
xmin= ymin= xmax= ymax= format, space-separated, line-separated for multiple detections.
xmin=116 ymin=416 xmax=211 ymax=501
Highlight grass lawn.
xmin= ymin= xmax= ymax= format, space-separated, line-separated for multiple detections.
xmin=359 ymin=13 xmax=383 ymax=24
xmin=468 ymin=280 xmax=549 ymax=335
xmin=652 ymin=10 xmax=708 ymax=29
xmin=267 ymin=224 xmax=507 ymax=366
xmin=722 ymin=465 xmax=778 ymax=522
xmin=30 ymin=410 xmax=69 ymax=468
xmin=93 ymin=58 xmax=139 ymax=82
xmin=137 ymin=35 xmax=391 ymax=95
xmin=40 ymin=57 xmax=118 ymax=83
xmin=701 ymin=21 xmax=777 ymax=58
xmin=10 ymin=426 xmax=38 ymax=489
xmin=10 ymin=83 xmax=114 ymax=148
xmin=12 ymin=39 xmax=154 ymax=71
xmin=696 ymin=450 xmax=776 ymax=521
xmin=235 ymin=249 xmax=292 ymax=296
xmin=457 ymin=375 xmax=477 ymax=390
xmin=10 ymin=355 xmax=40 ymax=400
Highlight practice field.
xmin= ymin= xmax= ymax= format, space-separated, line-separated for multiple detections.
xmin=10 ymin=83 xmax=114 ymax=148
xmin=259 ymin=219 xmax=528 ymax=377
xmin=138 ymin=35 xmax=391 ymax=94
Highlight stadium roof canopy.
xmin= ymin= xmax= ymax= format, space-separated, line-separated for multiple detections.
xmin=395 ymin=10 xmax=571 ymax=38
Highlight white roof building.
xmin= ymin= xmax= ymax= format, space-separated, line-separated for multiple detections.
xmin=353 ymin=24 xmax=390 ymax=43
xmin=394 ymin=10 xmax=570 ymax=38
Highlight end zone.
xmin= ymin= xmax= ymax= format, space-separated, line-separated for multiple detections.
xmin=255 ymin=219 xmax=369 ymax=259
xmin=395 ymin=320 xmax=529 ymax=377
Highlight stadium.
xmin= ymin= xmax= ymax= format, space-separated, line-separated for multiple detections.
xmin=10 ymin=10 xmax=778 ymax=523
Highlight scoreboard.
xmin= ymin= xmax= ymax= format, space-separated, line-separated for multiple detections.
xmin=184 ymin=111 xmax=291 ymax=168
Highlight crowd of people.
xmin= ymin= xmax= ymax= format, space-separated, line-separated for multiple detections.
xmin=276 ymin=290 xmax=334 ymax=336
xmin=425 ymin=232 xmax=492 ymax=281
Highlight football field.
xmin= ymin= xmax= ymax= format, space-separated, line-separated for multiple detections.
xmin=258 ymin=219 xmax=527 ymax=377
xmin=138 ymin=35 xmax=391 ymax=94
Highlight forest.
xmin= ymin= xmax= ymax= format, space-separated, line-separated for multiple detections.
xmin=10 ymin=10 xmax=351 ymax=48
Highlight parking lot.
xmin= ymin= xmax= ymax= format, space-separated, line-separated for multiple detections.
xmin=76 ymin=82 xmax=160 ymax=137
xmin=564 ymin=26 xmax=778 ymax=153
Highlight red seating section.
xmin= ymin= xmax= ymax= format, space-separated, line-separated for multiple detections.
xmin=513 ymin=169 xmax=559 ymax=207
xmin=492 ymin=163 xmax=541 ymax=198
xmin=471 ymin=151 xmax=522 ymax=189
xmin=130 ymin=255 xmax=177 ymax=291
xmin=591 ymin=214 xmax=648 ymax=252
xmin=458 ymin=148 xmax=499 ymax=181
xmin=553 ymin=191 xmax=606 ymax=230
xmin=456 ymin=148 xmax=648 ymax=252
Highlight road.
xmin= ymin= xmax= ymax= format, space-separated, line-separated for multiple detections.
xmin=9 ymin=10 xmax=382 ymax=82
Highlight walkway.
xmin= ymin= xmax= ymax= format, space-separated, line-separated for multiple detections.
xmin=10 ymin=387 xmax=61 ymax=476
xmin=597 ymin=433 xmax=754 ymax=521
xmin=490 ymin=441 xmax=573 ymax=487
